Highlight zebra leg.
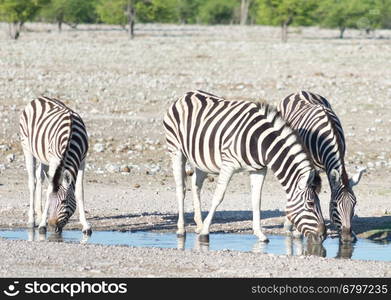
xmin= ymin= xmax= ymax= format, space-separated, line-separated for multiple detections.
xmin=284 ymin=217 xmax=302 ymax=237
xmin=191 ymin=168 xmax=206 ymax=234
xmin=199 ymin=165 xmax=235 ymax=242
xmin=76 ymin=160 xmax=92 ymax=235
xmin=24 ymin=151 xmax=36 ymax=228
xmin=38 ymin=161 xmax=59 ymax=234
xmin=38 ymin=188 xmax=51 ymax=234
xmin=283 ymin=217 xmax=293 ymax=232
xmin=250 ymin=169 xmax=269 ymax=242
xmin=34 ymin=162 xmax=45 ymax=225
xmin=172 ymin=151 xmax=187 ymax=237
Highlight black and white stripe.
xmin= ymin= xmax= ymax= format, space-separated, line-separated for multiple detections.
xmin=20 ymin=96 xmax=91 ymax=234
xmin=278 ymin=91 xmax=364 ymax=242
xmin=164 ymin=90 xmax=326 ymax=243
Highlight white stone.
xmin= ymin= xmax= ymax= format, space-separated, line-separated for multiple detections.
xmin=93 ymin=143 xmax=105 ymax=153
xmin=6 ymin=154 xmax=15 ymax=163
xmin=105 ymin=164 xmax=120 ymax=173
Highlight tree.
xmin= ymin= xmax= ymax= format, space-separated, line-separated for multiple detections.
xmin=366 ymin=0 xmax=391 ymax=30
xmin=40 ymin=0 xmax=97 ymax=31
xmin=376 ymin=0 xmax=391 ymax=28
xmin=256 ymin=0 xmax=318 ymax=42
xmin=135 ymin=0 xmax=179 ymax=23
xmin=96 ymin=0 xmax=127 ymax=26
xmin=96 ymin=0 xmax=136 ymax=38
xmin=0 ymin=0 xmax=47 ymax=39
xmin=198 ymin=0 xmax=237 ymax=24
xmin=127 ymin=0 xmax=135 ymax=39
xmin=317 ymin=0 xmax=377 ymax=38
xmin=177 ymin=0 xmax=202 ymax=24
xmin=240 ymin=0 xmax=251 ymax=25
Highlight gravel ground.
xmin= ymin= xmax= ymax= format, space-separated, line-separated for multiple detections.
xmin=0 ymin=23 xmax=390 ymax=277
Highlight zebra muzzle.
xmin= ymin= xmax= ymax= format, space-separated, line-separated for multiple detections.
xmin=48 ymin=218 xmax=57 ymax=227
xmin=340 ymin=227 xmax=356 ymax=243
xmin=308 ymin=223 xmax=327 ymax=244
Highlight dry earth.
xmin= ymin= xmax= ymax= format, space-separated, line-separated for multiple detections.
xmin=0 ymin=23 xmax=390 ymax=277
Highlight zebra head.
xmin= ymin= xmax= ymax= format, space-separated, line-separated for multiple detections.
xmin=48 ymin=170 xmax=76 ymax=233
xmin=329 ymin=168 xmax=365 ymax=243
xmin=286 ymin=170 xmax=326 ymax=244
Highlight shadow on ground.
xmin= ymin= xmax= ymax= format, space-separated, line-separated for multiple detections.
xmin=86 ymin=210 xmax=285 ymax=233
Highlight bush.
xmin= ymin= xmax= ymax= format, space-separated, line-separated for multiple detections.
xmin=198 ymin=0 xmax=238 ymax=25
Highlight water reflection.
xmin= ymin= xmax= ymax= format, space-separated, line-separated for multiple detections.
xmin=305 ymin=241 xmax=327 ymax=257
xmin=27 ymin=229 xmax=46 ymax=242
xmin=176 ymin=234 xmax=355 ymax=259
xmin=47 ymin=232 xmax=64 ymax=242
xmin=194 ymin=238 xmax=210 ymax=252
xmin=177 ymin=236 xmax=186 ymax=250
xmin=27 ymin=228 xmax=90 ymax=244
xmin=252 ymin=241 xmax=268 ymax=254
xmin=336 ymin=241 xmax=354 ymax=259
xmin=284 ymin=236 xmax=304 ymax=256
xmin=3 ymin=230 xmax=383 ymax=261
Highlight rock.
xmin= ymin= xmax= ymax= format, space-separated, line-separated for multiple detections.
xmin=358 ymin=229 xmax=391 ymax=242
xmin=120 ymin=166 xmax=131 ymax=173
xmin=146 ymin=165 xmax=160 ymax=175
xmin=133 ymin=183 xmax=141 ymax=188
xmin=6 ymin=154 xmax=15 ymax=163
xmin=0 ymin=145 xmax=10 ymax=151
xmin=105 ymin=164 xmax=120 ymax=173
xmin=116 ymin=144 xmax=129 ymax=153
xmin=93 ymin=143 xmax=105 ymax=153
xmin=134 ymin=144 xmax=144 ymax=151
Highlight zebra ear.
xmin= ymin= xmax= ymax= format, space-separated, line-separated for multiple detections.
xmin=307 ymin=169 xmax=316 ymax=184
xmin=329 ymin=169 xmax=340 ymax=189
xmin=306 ymin=170 xmax=321 ymax=192
xmin=349 ymin=167 xmax=366 ymax=188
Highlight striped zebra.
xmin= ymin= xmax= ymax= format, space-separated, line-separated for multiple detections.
xmin=277 ymin=91 xmax=365 ymax=243
xmin=163 ymin=90 xmax=326 ymax=244
xmin=19 ymin=96 xmax=91 ymax=235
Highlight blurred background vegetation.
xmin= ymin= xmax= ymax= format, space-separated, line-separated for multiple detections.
xmin=0 ymin=0 xmax=390 ymax=39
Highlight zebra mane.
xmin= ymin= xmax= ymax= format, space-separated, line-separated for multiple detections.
xmin=317 ymin=104 xmax=349 ymax=185
xmin=250 ymin=100 xmax=322 ymax=191
xmin=38 ymin=96 xmax=74 ymax=112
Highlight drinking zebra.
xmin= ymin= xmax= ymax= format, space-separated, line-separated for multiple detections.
xmin=277 ymin=91 xmax=364 ymax=243
xmin=163 ymin=90 xmax=326 ymax=244
xmin=20 ymin=96 xmax=91 ymax=235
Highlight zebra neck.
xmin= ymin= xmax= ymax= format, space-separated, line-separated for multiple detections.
xmin=276 ymin=164 xmax=313 ymax=199
xmin=316 ymin=136 xmax=345 ymax=172
xmin=263 ymin=138 xmax=313 ymax=198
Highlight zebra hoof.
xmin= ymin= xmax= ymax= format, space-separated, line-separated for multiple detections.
xmin=259 ymin=237 xmax=269 ymax=243
xmin=198 ymin=234 xmax=209 ymax=243
xmin=38 ymin=226 xmax=47 ymax=234
xmin=83 ymin=228 xmax=92 ymax=236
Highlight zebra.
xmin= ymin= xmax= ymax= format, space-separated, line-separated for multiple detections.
xmin=19 ymin=96 xmax=91 ymax=235
xmin=163 ymin=90 xmax=326 ymax=244
xmin=277 ymin=91 xmax=365 ymax=243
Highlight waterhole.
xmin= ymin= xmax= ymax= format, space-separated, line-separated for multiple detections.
xmin=0 ymin=229 xmax=390 ymax=262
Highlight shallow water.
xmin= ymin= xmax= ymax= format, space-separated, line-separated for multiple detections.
xmin=0 ymin=229 xmax=390 ymax=262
